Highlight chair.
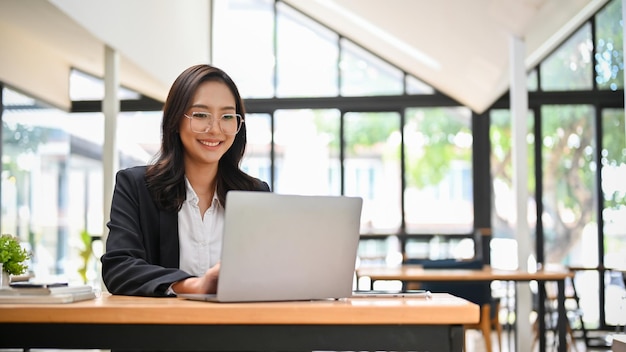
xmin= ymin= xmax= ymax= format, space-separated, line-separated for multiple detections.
xmin=531 ymin=269 xmax=584 ymax=352
xmin=405 ymin=258 xmax=502 ymax=352
xmin=530 ymin=266 xmax=620 ymax=351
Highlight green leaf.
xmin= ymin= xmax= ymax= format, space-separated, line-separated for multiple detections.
xmin=0 ymin=234 xmax=31 ymax=275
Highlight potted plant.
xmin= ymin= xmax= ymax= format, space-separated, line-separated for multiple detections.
xmin=0 ymin=234 xmax=31 ymax=287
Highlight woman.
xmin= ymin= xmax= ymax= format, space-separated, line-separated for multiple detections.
xmin=101 ymin=64 xmax=270 ymax=297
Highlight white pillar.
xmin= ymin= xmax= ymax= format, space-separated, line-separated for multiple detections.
xmin=510 ymin=34 xmax=532 ymax=352
xmin=101 ymin=45 xmax=119 ymax=290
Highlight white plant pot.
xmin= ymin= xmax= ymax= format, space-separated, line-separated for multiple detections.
xmin=0 ymin=263 xmax=9 ymax=287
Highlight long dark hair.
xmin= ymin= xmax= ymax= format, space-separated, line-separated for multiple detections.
xmin=146 ymin=64 xmax=261 ymax=211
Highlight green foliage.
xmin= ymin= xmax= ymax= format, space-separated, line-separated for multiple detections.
xmin=1 ymin=122 xmax=49 ymax=202
xmin=314 ymin=111 xmax=400 ymax=158
xmin=489 ymin=1 xmax=625 ymax=262
xmin=78 ymin=230 xmax=93 ymax=284
xmin=541 ymin=105 xmax=596 ymax=209
xmin=0 ymin=234 xmax=31 ymax=275
xmin=595 ymin=0 xmax=624 ymax=90
xmin=405 ymin=108 xmax=471 ymax=188
xmin=311 ymin=111 xmax=340 ymax=151
xmin=537 ymin=0 xmax=624 ymax=91
xmin=1 ymin=121 xmax=48 ymax=153
xmin=345 ymin=113 xmax=399 ymax=149
xmin=313 ymin=108 xmax=474 ymax=191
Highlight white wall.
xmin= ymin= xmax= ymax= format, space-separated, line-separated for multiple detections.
xmin=51 ymin=0 xmax=212 ymax=96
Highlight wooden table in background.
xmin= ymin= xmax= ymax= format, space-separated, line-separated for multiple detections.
xmin=0 ymin=292 xmax=478 ymax=352
xmin=356 ymin=265 xmax=574 ymax=352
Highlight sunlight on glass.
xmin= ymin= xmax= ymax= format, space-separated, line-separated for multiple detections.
xmin=541 ymin=23 xmax=593 ymax=90
xmin=340 ymin=39 xmax=403 ymax=96
xmin=69 ymin=69 xmax=140 ymax=101
xmin=2 ymin=88 xmax=166 ymax=284
xmin=344 ymin=112 xmax=401 ymax=234
xmin=272 ymin=109 xmax=340 ymax=196
xmin=276 ymin=2 xmax=339 ymax=97
xmin=242 ymin=113 xmax=272 ymax=183
xmin=2 ymin=89 xmax=105 ymax=283
xmin=601 ymin=108 xmax=626 ymax=272
xmin=404 ymin=107 xmax=473 ymax=236
xmin=541 ymin=105 xmax=597 ymax=267
xmin=595 ymin=0 xmax=624 ymax=90
xmin=405 ymin=75 xmax=434 ymax=95
xmin=212 ymin=0 xmax=275 ymax=98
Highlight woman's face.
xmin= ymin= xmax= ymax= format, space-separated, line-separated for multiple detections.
xmin=179 ymin=80 xmax=238 ymax=167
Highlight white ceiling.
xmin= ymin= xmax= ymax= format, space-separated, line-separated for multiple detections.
xmin=283 ymin=0 xmax=608 ymax=113
xmin=0 ymin=0 xmax=610 ymax=113
xmin=0 ymin=0 xmax=210 ymax=110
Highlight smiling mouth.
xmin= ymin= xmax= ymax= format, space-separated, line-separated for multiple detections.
xmin=199 ymin=140 xmax=220 ymax=147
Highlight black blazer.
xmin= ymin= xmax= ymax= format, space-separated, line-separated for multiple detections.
xmin=100 ymin=165 xmax=270 ymax=297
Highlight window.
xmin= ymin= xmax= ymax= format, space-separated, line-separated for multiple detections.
xmin=212 ymin=0 xmax=275 ymax=98
xmin=276 ymin=2 xmax=339 ymax=97
xmin=404 ymin=107 xmax=473 ymax=236
xmin=595 ymin=0 xmax=624 ymax=91
xmin=489 ymin=108 xmax=536 ymax=269
xmin=344 ymin=111 xmax=402 ymax=234
xmin=601 ymin=108 xmax=626 ymax=328
xmin=540 ymin=104 xmax=597 ymax=265
xmin=272 ymin=109 xmax=341 ymax=195
xmin=340 ymin=39 xmax=404 ymax=96
xmin=540 ymin=23 xmax=593 ymax=91
xmin=241 ymin=113 xmax=272 ymax=183
xmin=2 ymin=88 xmax=104 ymax=282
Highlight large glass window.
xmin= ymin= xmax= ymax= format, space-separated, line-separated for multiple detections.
xmin=595 ymin=0 xmax=624 ymax=91
xmin=601 ymin=108 xmax=626 ymax=327
xmin=601 ymin=108 xmax=626 ymax=270
xmin=404 ymin=107 xmax=473 ymax=236
xmin=211 ymin=0 xmax=467 ymax=268
xmin=212 ymin=0 xmax=275 ymax=98
xmin=1 ymin=85 xmax=160 ymax=284
xmin=276 ymin=2 xmax=339 ymax=97
xmin=540 ymin=23 xmax=593 ymax=91
xmin=344 ymin=112 xmax=401 ymax=234
xmin=541 ymin=105 xmax=597 ymax=266
xmin=272 ymin=109 xmax=341 ymax=195
xmin=405 ymin=75 xmax=434 ymax=95
xmin=2 ymin=89 xmax=104 ymax=283
xmin=340 ymin=39 xmax=404 ymax=96
xmin=541 ymin=105 xmax=600 ymax=328
xmin=69 ymin=69 xmax=140 ymax=101
xmin=241 ymin=113 xmax=272 ymax=184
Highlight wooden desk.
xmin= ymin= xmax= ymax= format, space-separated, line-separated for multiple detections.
xmin=356 ymin=265 xmax=573 ymax=352
xmin=0 ymin=292 xmax=478 ymax=352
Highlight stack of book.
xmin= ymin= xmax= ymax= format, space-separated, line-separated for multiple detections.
xmin=0 ymin=282 xmax=97 ymax=304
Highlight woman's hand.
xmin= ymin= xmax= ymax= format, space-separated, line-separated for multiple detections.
xmin=172 ymin=262 xmax=220 ymax=294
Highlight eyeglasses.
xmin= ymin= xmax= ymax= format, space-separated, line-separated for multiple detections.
xmin=184 ymin=112 xmax=243 ymax=135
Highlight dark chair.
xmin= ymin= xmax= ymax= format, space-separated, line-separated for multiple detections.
xmin=405 ymin=258 xmax=502 ymax=352
xmin=532 ymin=267 xmax=588 ymax=352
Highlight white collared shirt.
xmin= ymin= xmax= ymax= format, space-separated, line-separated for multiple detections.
xmin=178 ymin=178 xmax=224 ymax=276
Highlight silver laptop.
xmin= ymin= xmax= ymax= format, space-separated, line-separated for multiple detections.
xmin=179 ymin=191 xmax=363 ymax=303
